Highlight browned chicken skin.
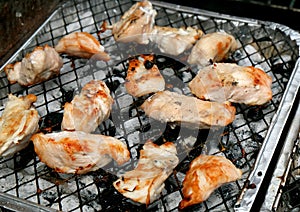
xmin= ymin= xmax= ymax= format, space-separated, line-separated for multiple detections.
xmin=31 ymin=131 xmax=130 ymax=174
xmin=189 ymin=63 xmax=273 ymax=105
xmin=140 ymin=91 xmax=236 ymax=129
xmin=62 ymin=80 xmax=114 ymax=133
xmin=125 ymin=54 xmax=165 ymax=97
xmin=179 ymin=154 xmax=242 ymax=209
xmin=187 ymin=31 xmax=238 ymax=67
xmin=55 ymin=31 xmax=110 ymax=61
xmin=4 ymin=45 xmax=63 ymax=86
xmin=113 ymin=141 xmax=179 ymax=205
xmin=0 ymin=94 xmax=39 ymax=157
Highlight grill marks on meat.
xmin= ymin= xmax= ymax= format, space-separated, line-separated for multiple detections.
xmin=31 ymin=131 xmax=130 ymax=174
xmin=4 ymin=45 xmax=63 ymax=86
xmin=55 ymin=32 xmax=110 ymax=61
xmin=189 ymin=63 xmax=273 ymax=105
xmin=150 ymin=26 xmax=203 ymax=56
xmin=179 ymin=154 xmax=242 ymax=209
xmin=61 ymin=80 xmax=114 ymax=133
xmin=111 ymin=0 xmax=157 ymax=44
xmin=140 ymin=91 xmax=236 ymax=129
xmin=125 ymin=54 xmax=165 ymax=97
xmin=187 ymin=32 xmax=238 ymax=67
xmin=0 ymin=94 xmax=39 ymax=157
xmin=113 ymin=141 xmax=179 ymax=205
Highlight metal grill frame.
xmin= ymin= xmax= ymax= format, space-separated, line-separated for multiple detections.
xmin=0 ymin=0 xmax=300 ymax=211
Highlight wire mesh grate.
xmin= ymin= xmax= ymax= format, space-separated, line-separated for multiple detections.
xmin=0 ymin=0 xmax=299 ymax=211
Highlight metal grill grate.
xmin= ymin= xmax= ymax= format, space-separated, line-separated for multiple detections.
xmin=0 ymin=0 xmax=299 ymax=211
xmin=279 ymin=137 xmax=300 ymax=211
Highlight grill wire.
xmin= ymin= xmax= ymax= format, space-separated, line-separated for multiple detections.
xmin=277 ymin=137 xmax=300 ymax=212
xmin=0 ymin=0 xmax=299 ymax=211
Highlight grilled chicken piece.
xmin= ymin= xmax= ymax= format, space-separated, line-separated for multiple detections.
xmin=62 ymin=80 xmax=114 ymax=133
xmin=140 ymin=91 xmax=236 ymax=129
xmin=187 ymin=31 xmax=238 ymax=67
xmin=125 ymin=54 xmax=165 ymax=97
xmin=150 ymin=26 xmax=203 ymax=56
xmin=111 ymin=0 xmax=157 ymax=44
xmin=179 ymin=154 xmax=242 ymax=209
xmin=55 ymin=32 xmax=110 ymax=61
xmin=189 ymin=63 xmax=273 ymax=105
xmin=113 ymin=141 xmax=179 ymax=205
xmin=4 ymin=45 xmax=63 ymax=86
xmin=0 ymin=94 xmax=39 ymax=157
xmin=31 ymin=131 xmax=130 ymax=174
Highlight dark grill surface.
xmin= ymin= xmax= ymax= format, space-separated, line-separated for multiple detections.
xmin=0 ymin=0 xmax=299 ymax=211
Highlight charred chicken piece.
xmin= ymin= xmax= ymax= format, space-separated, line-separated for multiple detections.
xmin=189 ymin=63 xmax=273 ymax=105
xmin=140 ymin=91 xmax=236 ymax=129
xmin=31 ymin=131 xmax=130 ymax=174
xmin=4 ymin=45 xmax=63 ymax=86
xmin=111 ymin=0 xmax=157 ymax=44
xmin=150 ymin=26 xmax=203 ymax=56
xmin=179 ymin=154 xmax=242 ymax=209
xmin=0 ymin=94 xmax=39 ymax=157
xmin=187 ymin=31 xmax=238 ymax=67
xmin=55 ymin=31 xmax=110 ymax=61
xmin=62 ymin=80 xmax=114 ymax=133
xmin=125 ymin=54 xmax=165 ymax=97
xmin=113 ymin=141 xmax=179 ymax=205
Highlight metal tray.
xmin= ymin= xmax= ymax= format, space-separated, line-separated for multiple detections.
xmin=0 ymin=0 xmax=300 ymax=211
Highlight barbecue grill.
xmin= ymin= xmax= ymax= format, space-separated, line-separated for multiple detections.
xmin=0 ymin=0 xmax=299 ymax=211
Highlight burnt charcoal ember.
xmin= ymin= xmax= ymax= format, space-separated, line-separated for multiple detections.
xmin=282 ymin=179 xmax=300 ymax=208
xmin=60 ymin=88 xmax=74 ymax=105
xmin=251 ymin=133 xmax=264 ymax=143
xmin=104 ymin=79 xmax=121 ymax=93
xmin=144 ymin=60 xmax=155 ymax=69
xmin=93 ymin=169 xmax=146 ymax=211
xmin=155 ymin=124 xmax=181 ymax=144
xmin=39 ymin=112 xmax=63 ymax=133
xmin=271 ymin=60 xmax=294 ymax=76
xmin=155 ymin=55 xmax=186 ymax=71
xmin=246 ymin=106 xmax=264 ymax=121
xmin=10 ymin=142 xmax=35 ymax=170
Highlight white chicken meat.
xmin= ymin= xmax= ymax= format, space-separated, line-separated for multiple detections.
xmin=125 ymin=54 xmax=165 ymax=97
xmin=189 ymin=63 xmax=273 ymax=105
xmin=179 ymin=154 xmax=242 ymax=209
xmin=187 ymin=31 xmax=238 ymax=67
xmin=62 ymin=80 xmax=114 ymax=133
xmin=140 ymin=91 xmax=236 ymax=129
xmin=55 ymin=31 xmax=110 ymax=61
xmin=111 ymin=0 xmax=157 ymax=44
xmin=4 ymin=45 xmax=63 ymax=86
xmin=113 ymin=141 xmax=179 ymax=205
xmin=150 ymin=26 xmax=203 ymax=56
xmin=31 ymin=131 xmax=130 ymax=174
xmin=0 ymin=94 xmax=39 ymax=157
